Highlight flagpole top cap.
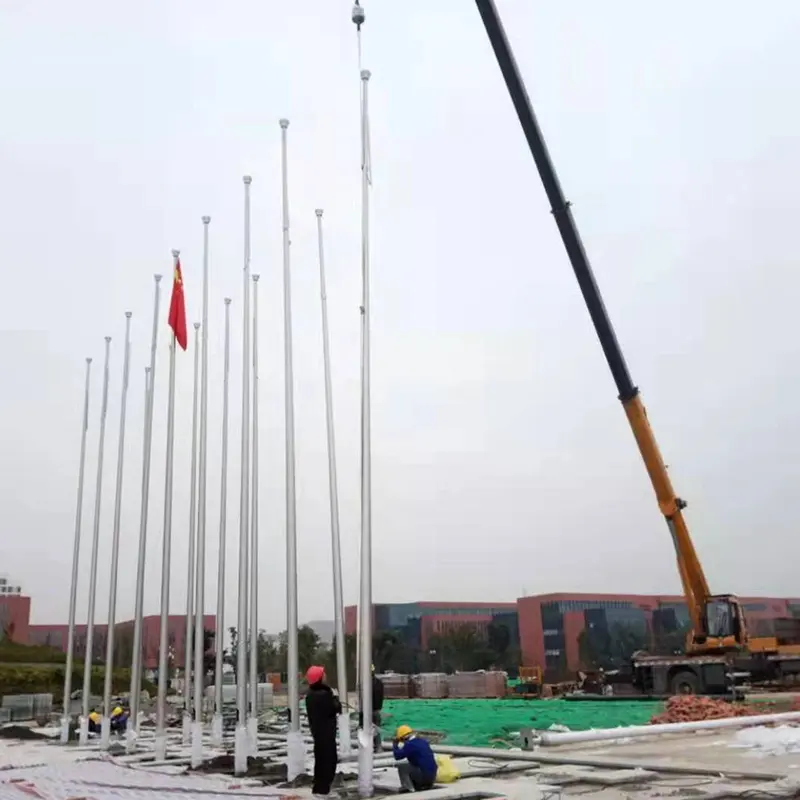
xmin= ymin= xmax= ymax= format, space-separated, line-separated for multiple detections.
xmin=252 ymin=273 xmax=260 ymax=282
xmin=352 ymin=3 xmax=365 ymax=25
xmin=315 ymin=208 xmax=324 ymax=218
xmin=202 ymin=215 xmax=211 ymax=224
xmin=86 ymin=357 xmax=93 ymax=365
xmin=361 ymin=69 xmax=371 ymax=81
xmin=125 ymin=311 xmax=132 ymax=319
xmin=154 ymin=274 xmax=163 ymax=283
xmin=193 ymin=321 xmax=201 ymax=330
xmin=171 ymin=249 xmax=180 ymax=258
xmin=224 ymin=297 xmax=232 ymax=306
xmin=145 ymin=366 xmax=151 ymax=374
xmin=279 ymin=118 xmax=290 ymax=129
xmin=104 ymin=336 xmax=112 ymax=344
xmin=243 ymin=175 xmax=252 ymax=185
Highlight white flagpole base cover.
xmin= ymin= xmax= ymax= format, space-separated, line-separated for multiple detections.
xmin=59 ymin=716 xmax=70 ymax=744
xmin=286 ymin=729 xmax=306 ymax=780
xmin=211 ymin=713 xmax=223 ymax=747
xmin=182 ymin=713 xmax=192 ymax=745
xmin=125 ymin=727 xmax=138 ymax=753
xmin=100 ymin=717 xmax=110 ymax=748
xmin=154 ymin=732 xmax=167 ymax=761
xmin=247 ymin=715 xmax=258 ymax=756
xmin=78 ymin=717 xmax=89 ymax=746
xmin=234 ymin=724 xmax=249 ymax=775
xmin=337 ymin=713 xmax=352 ymax=757
xmin=357 ymin=728 xmax=374 ymax=797
xmin=191 ymin=721 xmax=204 ymax=767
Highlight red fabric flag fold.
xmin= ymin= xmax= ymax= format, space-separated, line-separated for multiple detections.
xmin=168 ymin=257 xmax=188 ymax=350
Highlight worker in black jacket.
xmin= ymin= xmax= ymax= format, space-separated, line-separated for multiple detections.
xmin=304 ymin=665 xmax=341 ymax=796
xmin=358 ymin=665 xmax=385 ymax=753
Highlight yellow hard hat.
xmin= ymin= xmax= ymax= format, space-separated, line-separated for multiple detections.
xmin=396 ymin=725 xmax=412 ymax=740
xmin=112 ymin=706 xmax=123 ymax=717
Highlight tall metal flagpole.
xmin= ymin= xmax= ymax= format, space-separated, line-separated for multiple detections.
xmin=248 ymin=273 xmax=260 ymax=755
xmin=183 ymin=321 xmax=201 ymax=744
xmin=315 ymin=209 xmax=351 ymax=754
xmin=354 ymin=1 xmax=375 ymax=788
xmin=79 ymin=335 xmax=112 ymax=747
xmin=128 ymin=274 xmax=162 ymax=750
xmin=281 ymin=118 xmax=304 ymax=779
xmin=155 ymin=250 xmax=181 ymax=760
xmin=192 ymin=216 xmax=211 ymax=768
xmin=60 ymin=357 xmax=92 ymax=744
xmin=212 ymin=297 xmax=232 ymax=747
xmin=101 ymin=313 xmax=132 ymax=748
xmin=234 ymin=175 xmax=252 ymax=776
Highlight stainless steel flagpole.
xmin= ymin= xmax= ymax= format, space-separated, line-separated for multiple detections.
xmin=60 ymin=357 xmax=92 ymax=744
xmin=128 ymin=273 xmax=163 ymax=750
xmin=212 ymin=297 xmax=232 ymax=747
xmin=234 ymin=175 xmax=252 ymax=776
xmin=183 ymin=321 xmax=201 ymax=745
xmin=248 ymin=272 xmax=260 ymax=755
xmin=191 ymin=216 xmax=211 ymax=768
xmin=315 ymin=209 xmax=351 ymax=754
xmin=155 ymin=250 xmax=181 ymax=760
xmin=281 ymin=118 xmax=304 ymax=780
xmin=101 ymin=313 xmax=132 ymax=748
xmin=79 ymin=335 xmax=112 ymax=746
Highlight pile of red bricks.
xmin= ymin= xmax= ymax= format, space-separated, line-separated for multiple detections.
xmin=651 ymin=695 xmax=800 ymax=724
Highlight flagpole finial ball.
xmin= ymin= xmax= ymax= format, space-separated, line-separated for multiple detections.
xmin=172 ymin=249 xmax=180 ymax=258
xmin=105 ymin=336 xmax=112 ymax=344
xmin=125 ymin=311 xmax=132 ymax=319
xmin=243 ymin=175 xmax=252 ymax=185
xmin=224 ymin=297 xmax=232 ymax=306
xmin=86 ymin=357 xmax=92 ymax=364
xmin=352 ymin=3 xmax=365 ymax=26
xmin=154 ymin=274 xmax=163 ymax=283
xmin=361 ymin=69 xmax=371 ymax=81
xmin=315 ymin=209 xmax=324 ymax=218
xmin=279 ymin=118 xmax=289 ymax=129
xmin=193 ymin=322 xmax=201 ymax=330
xmin=202 ymin=215 xmax=211 ymax=225
xmin=253 ymin=274 xmax=260 ymax=283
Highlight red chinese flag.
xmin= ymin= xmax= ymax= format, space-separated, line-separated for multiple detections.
xmin=168 ymin=257 xmax=188 ymax=350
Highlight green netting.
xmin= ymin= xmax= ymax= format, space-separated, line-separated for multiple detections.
xmin=379 ymin=699 xmax=663 ymax=747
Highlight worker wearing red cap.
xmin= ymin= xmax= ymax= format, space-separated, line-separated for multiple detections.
xmin=304 ymin=665 xmax=342 ymax=797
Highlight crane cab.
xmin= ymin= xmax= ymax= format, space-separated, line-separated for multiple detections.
xmin=686 ymin=594 xmax=747 ymax=654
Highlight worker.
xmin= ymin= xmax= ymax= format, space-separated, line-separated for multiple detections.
xmin=392 ymin=725 xmax=437 ymax=792
xmin=358 ymin=665 xmax=385 ymax=753
xmin=304 ymin=665 xmax=341 ymax=797
xmin=87 ymin=710 xmax=101 ymax=734
xmin=110 ymin=706 xmax=128 ymax=734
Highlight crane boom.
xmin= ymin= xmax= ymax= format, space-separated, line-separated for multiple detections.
xmin=473 ymin=0 xmax=743 ymax=651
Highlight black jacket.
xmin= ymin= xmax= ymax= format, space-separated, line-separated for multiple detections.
xmin=305 ymin=681 xmax=342 ymax=738
xmin=372 ymin=674 xmax=385 ymax=712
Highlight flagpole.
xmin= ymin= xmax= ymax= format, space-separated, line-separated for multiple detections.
xmin=183 ymin=320 xmax=201 ymax=745
xmin=60 ymin=356 xmax=92 ymax=744
xmin=128 ymin=273 xmax=163 ymax=750
xmin=192 ymin=215 xmax=211 ymax=768
xmin=280 ymin=118 xmax=303 ymax=780
xmin=79 ymin=335 xmax=112 ymax=746
xmin=212 ymin=296 xmax=232 ymax=747
xmin=101 ymin=313 xmax=132 ymax=748
xmin=234 ymin=174 xmax=252 ymax=776
xmin=155 ymin=249 xmax=181 ymax=759
xmin=315 ymin=209 xmax=351 ymax=754
xmin=248 ymin=272 xmax=260 ymax=755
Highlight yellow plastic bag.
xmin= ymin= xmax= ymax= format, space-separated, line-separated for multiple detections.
xmin=435 ymin=754 xmax=460 ymax=783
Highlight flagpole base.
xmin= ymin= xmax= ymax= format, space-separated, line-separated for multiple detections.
xmin=234 ymin=724 xmax=249 ymax=776
xmin=191 ymin=721 xmax=204 ymax=768
xmin=154 ymin=731 xmax=167 ymax=761
xmin=78 ymin=717 xmax=89 ymax=746
xmin=100 ymin=717 xmax=111 ymax=749
xmin=247 ymin=715 xmax=258 ymax=756
xmin=59 ymin=716 xmax=70 ymax=744
xmin=357 ymin=727 xmax=374 ymax=797
xmin=337 ymin=712 xmax=352 ymax=757
xmin=286 ymin=729 xmax=306 ymax=781
xmin=125 ymin=727 xmax=138 ymax=754
xmin=182 ymin=713 xmax=192 ymax=745
xmin=211 ymin=713 xmax=223 ymax=747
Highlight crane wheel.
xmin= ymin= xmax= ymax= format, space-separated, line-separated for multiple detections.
xmin=669 ymin=670 xmax=699 ymax=695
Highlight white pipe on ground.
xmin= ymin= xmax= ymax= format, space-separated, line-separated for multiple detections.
xmin=537 ymin=710 xmax=800 ymax=746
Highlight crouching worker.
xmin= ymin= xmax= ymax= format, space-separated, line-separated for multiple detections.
xmin=110 ymin=706 xmax=128 ymax=734
xmin=393 ymin=725 xmax=437 ymax=793
xmin=87 ymin=710 xmax=101 ymax=734
xmin=305 ymin=665 xmax=342 ymax=797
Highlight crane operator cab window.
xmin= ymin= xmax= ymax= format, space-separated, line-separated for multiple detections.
xmin=705 ymin=599 xmax=739 ymax=640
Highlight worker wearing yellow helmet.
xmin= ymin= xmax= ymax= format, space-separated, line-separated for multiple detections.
xmin=87 ymin=710 xmax=101 ymax=734
xmin=392 ymin=724 xmax=437 ymax=792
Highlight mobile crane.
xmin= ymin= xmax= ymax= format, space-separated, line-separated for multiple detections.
xmin=474 ymin=0 xmax=800 ymax=694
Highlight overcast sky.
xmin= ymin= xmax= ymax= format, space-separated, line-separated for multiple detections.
xmin=1 ymin=0 xmax=799 ymax=633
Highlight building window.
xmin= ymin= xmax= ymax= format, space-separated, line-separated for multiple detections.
xmin=544 ymin=649 xmax=561 ymax=657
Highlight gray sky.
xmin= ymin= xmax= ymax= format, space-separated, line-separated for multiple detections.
xmin=1 ymin=0 xmax=799 ymax=633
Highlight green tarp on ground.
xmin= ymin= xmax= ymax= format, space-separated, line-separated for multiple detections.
xmin=379 ymin=698 xmax=663 ymax=747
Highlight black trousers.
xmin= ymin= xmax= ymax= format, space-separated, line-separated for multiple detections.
xmin=312 ymin=733 xmax=338 ymax=795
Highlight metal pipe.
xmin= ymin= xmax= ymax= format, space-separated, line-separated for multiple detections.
xmin=101 ymin=313 xmax=132 ymax=747
xmin=60 ymin=356 xmax=92 ymax=744
xmin=79 ymin=335 xmax=112 ymax=746
xmin=248 ymin=272 xmax=260 ymax=754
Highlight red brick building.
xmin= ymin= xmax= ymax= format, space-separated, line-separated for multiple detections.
xmin=0 ymin=595 xmax=31 ymax=643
